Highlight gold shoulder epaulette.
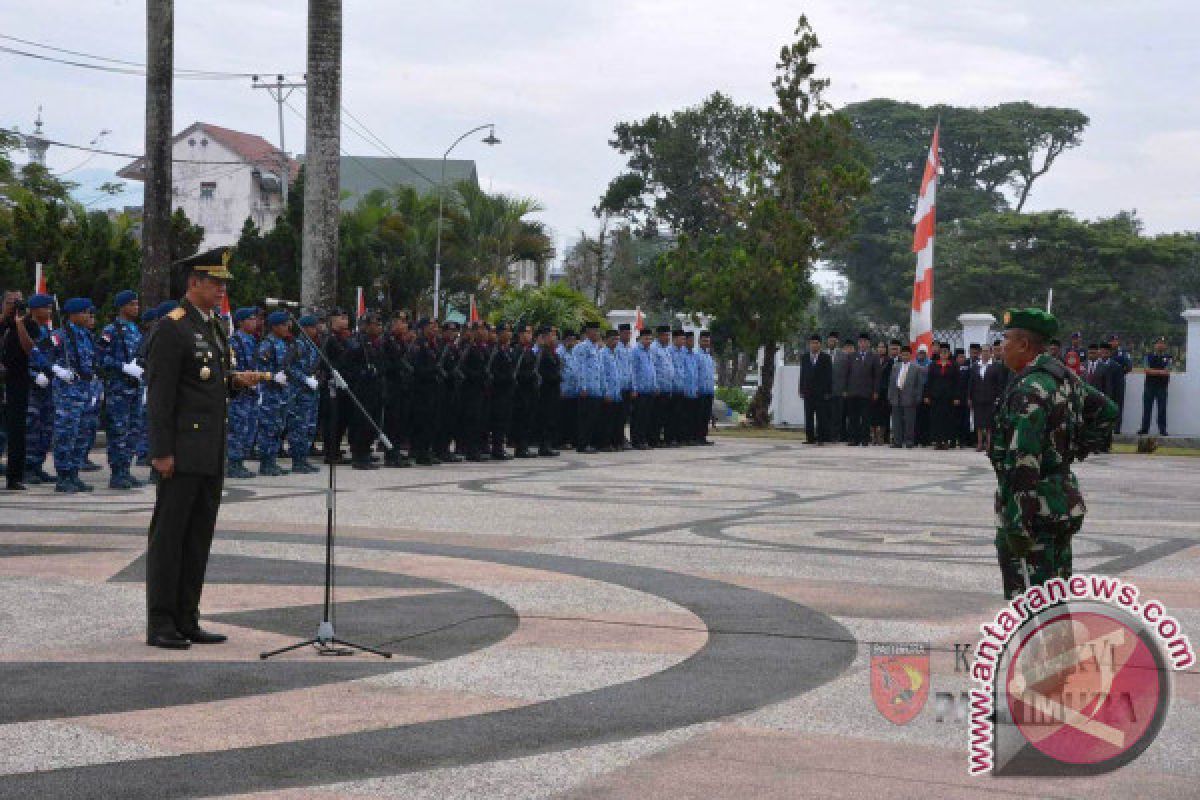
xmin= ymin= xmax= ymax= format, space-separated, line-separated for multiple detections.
xmin=166 ymin=307 xmax=186 ymax=321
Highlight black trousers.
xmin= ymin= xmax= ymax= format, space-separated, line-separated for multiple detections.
xmin=4 ymin=379 xmax=28 ymax=484
xmin=804 ymin=395 xmax=830 ymax=443
xmin=489 ymin=388 xmax=513 ymax=454
xmin=653 ymin=394 xmax=670 ymax=445
xmin=435 ymin=385 xmax=460 ymax=454
xmin=667 ymin=393 xmax=684 ymax=443
xmin=845 ymin=395 xmax=870 ymax=444
xmin=632 ymin=393 xmax=653 ymax=445
xmin=538 ymin=386 xmax=559 ymax=450
xmin=383 ymin=386 xmax=411 ymax=456
xmin=459 ymin=384 xmax=485 ymax=456
xmin=620 ymin=389 xmax=633 ymax=441
xmin=512 ymin=388 xmax=538 ymax=451
xmin=828 ymin=396 xmax=844 ymax=441
xmin=1141 ymin=385 xmax=1168 ymax=434
xmin=146 ymin=471 xmax=222 ymax=635
xmin=557 ymin=396 xmax=577 ymax=447
xmin=410 ymin=386 xmax=438 ymax=459
xmin=322 ymin=392 xmax=351 ymax=461
xmin=577 ymin=396 xmax=602 ymax=449
xmin=605 ymin=398 xmax=623 ymax=448
xmin=699 ymin=395 xmax=713 ymax=441
xmin=930 ymin=398 xmax=956 ymax=444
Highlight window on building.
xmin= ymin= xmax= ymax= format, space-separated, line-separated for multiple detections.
xmin=199 ymin=181 xmax=216 ymax=201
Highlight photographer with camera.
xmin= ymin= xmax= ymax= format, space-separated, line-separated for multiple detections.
xmin=1 ymin=290 xmax=39 ymax=490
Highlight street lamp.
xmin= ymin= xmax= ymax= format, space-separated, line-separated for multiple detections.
xmin=433 ymin=124 xmax=501 ymax=319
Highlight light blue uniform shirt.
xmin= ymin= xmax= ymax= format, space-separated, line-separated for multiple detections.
xmin=599 ymin=345 xmax=621 ymax=401
xmin=632 ymin=344 xmax=657 ymax=393
xmin=572 ymin=338 xmax=604 ymax=396
xmin=694 ymin=347 xmax=716 ymax=396
xmin=670 ymin=344 xmax=694 ymax=396
xmin=615 ymin=340 xmax=634 ymax=391
xmin=649 ymin=340 xmax=674 ymax=394
xmin=557 ymin=343 xmax=578 ymax=398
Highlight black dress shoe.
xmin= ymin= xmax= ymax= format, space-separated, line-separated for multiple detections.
xmin=181 ymin=627 xmax=228 ymax=644
xmin=5 ymin=482 xmax=27 ymax=491
xmin=147 ymin=631 xmax=192 ymax=649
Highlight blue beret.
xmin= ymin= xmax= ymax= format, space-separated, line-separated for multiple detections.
xmin=233 ymin=307 xmax=256 ymax=324
xmin=28 ymin=293 xmax=53 ymax=310
xmin=63 ymin=297 xmax=92 ymax=314
xmin=298 ymin=314 xmax=318 ymax=327
xmin=156 ymin=300 xmax=178 ymax=316
xmin=267 ymin=310 xmax=290 ymax=327
xmin=113 ymin=290 xmax=138 ymax=308
xmin=142 ymin=308 xmax=160 ymax=322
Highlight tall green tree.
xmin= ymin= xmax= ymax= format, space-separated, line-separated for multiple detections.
xmin=661 ymin=16 xmax=870 ymax=425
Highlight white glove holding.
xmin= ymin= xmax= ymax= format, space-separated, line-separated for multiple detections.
xmin=273 ymin=371 xmax=288 ymax=386
xmin=122 ymin=361 xmax=144 ymax=379
xmin=52 ymin=365 xmax=75 ymax=383
xmin=35 ymin=372 xmax=49 ymax=388
xmin=304 ymin=376 xmax=319 ymax=391
xmin=333 ymin=372 xmax=348 ymax=390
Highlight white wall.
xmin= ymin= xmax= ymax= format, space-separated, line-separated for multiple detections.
xmin=172 ymin=133 xmax=284 ymax=249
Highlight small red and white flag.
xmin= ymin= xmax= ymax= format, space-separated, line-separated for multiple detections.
xmin=220 ymin=292 xmax=231 ymax=318
xmin=355 ymin=286 xmax=366 ymax=319
xmin=34 ymin=262 xmax=47 ymax=295
xmin=910 ymin=123 xmax=939 ymax=353
xmin=635 ymin=306 xmax=644 ymax=331
xmin=469 ymin=294 xmax=480 ymax=323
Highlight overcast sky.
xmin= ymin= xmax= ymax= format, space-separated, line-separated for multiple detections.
xmin=4 ymin=0 xmax=1199 ymax=263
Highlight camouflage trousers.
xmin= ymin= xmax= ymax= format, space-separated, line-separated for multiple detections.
xmin=994 ymin=517 xmax=1083 ymax=600
xmin=24 ymin=385 xmax=54 ymax=470
xmin=257 ymin=387 xmax=288 ymax=460
xmin=105 ymin=384 xmax=140 ymax=474
xmin=52 ymin=380 xmax=91 ymax=474
xmin=227 ymin=391 xmax=260 ymax=461
xmin=135 ymin=389 xmax=148 ymax=458
xmin=285 ymin=387 xmax=319 ymax=461
xmin=82 ymin=381 xmax=102 ymax=459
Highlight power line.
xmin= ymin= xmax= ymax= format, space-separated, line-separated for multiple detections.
xmin=1 ymin=128 xmax=245 ymax=164
xmin=0 ymin=34 xmax=302 ymax=79
xmin=281 ymin=97 xmax=403 ymax=195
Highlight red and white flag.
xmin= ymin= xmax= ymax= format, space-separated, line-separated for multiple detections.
xmin=635 ymin=306 xmax=644 ymax=331
xmin=910 ymin=123 xmax=939 ymax=353
xmin=469 ymin=294 xmax=480 ymax=323
xmin=34 ymin=262 xmax=47 ymax=295
xmin=355 ymin=286 xmax=366 ymax=318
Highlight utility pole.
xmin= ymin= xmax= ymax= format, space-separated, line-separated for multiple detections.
xmin=252 ymin=74 xmax=305 ymax=207
xmin=142 ymin=0 xmax=174 ymax=305
xmin=301 ymin=0 xmax=342 ymax=310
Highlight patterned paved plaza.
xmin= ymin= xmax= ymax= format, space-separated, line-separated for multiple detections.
xmin=1 ymin=438 xmax=1197 ymax=798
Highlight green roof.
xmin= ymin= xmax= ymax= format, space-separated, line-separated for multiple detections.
xmin=337 ymin=157 xmax=478 ymax=208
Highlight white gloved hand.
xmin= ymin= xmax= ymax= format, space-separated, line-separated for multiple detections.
xmin=273 ymin=371 xmax=288 ymax=386
xmin=35 ymin=372 xmax=49 ymax=388
xmin=333 ymin=372 xmax=348 ymax=390
xmin=304 ymin=376 xmax=319 ymax=390
xmin=122 ymin=361 xmax=144 ymax=379
xmin=52 ymin=365 xmax=74 ymax=383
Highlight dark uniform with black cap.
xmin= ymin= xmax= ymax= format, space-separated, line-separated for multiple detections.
xmin=144 ymin=247 xmax=267 ymax=648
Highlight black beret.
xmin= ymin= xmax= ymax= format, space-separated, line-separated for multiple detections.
xmin=617 ymin=323 xmax=631 ymax=331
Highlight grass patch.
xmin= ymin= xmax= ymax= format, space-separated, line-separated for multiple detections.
xmin=1108 ymin=443 xmax=1200 ymax=457
xmin=712 ymin=427 xmax=809 ymax=440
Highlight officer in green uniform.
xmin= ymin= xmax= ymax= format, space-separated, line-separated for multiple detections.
xmin=144 ymin=248 xmax=267 ymax=649
xmin=989 ymin=308 xmax=1118 ymax=599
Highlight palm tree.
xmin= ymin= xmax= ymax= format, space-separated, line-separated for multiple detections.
xmin=448 ymin=181 xmax=555 ymax=290
xmin=301 ymin=0 xmax=342 ymax=309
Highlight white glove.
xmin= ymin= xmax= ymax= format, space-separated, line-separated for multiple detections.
xmin=52 ymin=365 xmax=75 ymax=383
xmin=333 ymin=372 xmax=348 ymax=390
xmin=273 ymin=371 xmax=288 ymax=386
xmin=35 ymin=372 xmax=49 ymax=388
xmin=122 ymin=361 xmax=144 ymax=379
xmin=304 ymin=376 xmax=319 ymax=390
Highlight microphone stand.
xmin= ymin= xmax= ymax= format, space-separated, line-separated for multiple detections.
xmin=260 ymin=303 xmax=392 ymax=660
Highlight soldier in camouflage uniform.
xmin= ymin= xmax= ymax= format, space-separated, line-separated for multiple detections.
xmin=284 ymin=315 xmax=322 ymax=474
xmin=989 ymin=308 xmax=1118 ymax=598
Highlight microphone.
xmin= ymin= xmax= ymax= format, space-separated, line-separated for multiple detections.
xmin=264 ymin=297 xmax=300 ymax=308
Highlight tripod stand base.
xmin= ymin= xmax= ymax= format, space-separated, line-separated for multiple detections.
xmin=259 ymin=624 xmax=393 ymax=660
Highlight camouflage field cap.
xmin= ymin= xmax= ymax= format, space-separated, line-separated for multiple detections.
xmin=1002 ymin=307 xmax=1058 ymax=340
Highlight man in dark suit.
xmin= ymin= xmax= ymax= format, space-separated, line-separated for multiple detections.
xmin=799 ymin=334 xmax=832 ymax=444
xmin=826 ymin=332 xmax=846 ymax=442
xmin=844 ymin=332 xmax=881 ymax=446
xmin=144 ymin=248 xmax=267 ymax=649
xmin=968 ymin=344 xmax=1001 ymax=451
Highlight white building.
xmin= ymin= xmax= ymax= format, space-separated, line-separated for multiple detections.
xmin=118 ymin=122 xmax=297 ymax=249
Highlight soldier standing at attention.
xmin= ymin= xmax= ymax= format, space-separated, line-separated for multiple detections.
xmin=599 ymin=329 xmax=622 ymax=451
xmin=435 ymin=322 xmax=464 ymax=463
xmin=382 ymin=315 xmax=415 ymax=468
xmin=556 ymin=330 xmax=579 ymax=450
xmin=458 ymin=322 xmax=489 ymax=461
xmin=284 ymin=315 xmax=322 ymax=474
xmin=144 ymin=248 xmax=266 ymax=648
xmin=486 ymin=322 xmax=516 ymax=461
xmin=343 ymin=312 xmax=387 ymax=470
xmin=1106 ymin=334 xmax=1132 ymax=433
xmin=409 ymin=320 xmax=443 ymax=466
xmin=225 ymin=308 xmax=261 ymax=478
xmin=22 ymin=294 xmax=56 ymax=485
xmin=1138 ymin=336 xmax=1172 ymax=437
xmin=512 ymin=323 xmax=541 ymax=458
xmin=990 ymin=308 xmax=1117 ymax=599
xmin=630 ymin=328 xmax=657 ymax=449
xmin=534 ymin=326 xmax=561 ymax=457
xmin=649 ymin=325 xmax=674 ymax=447
xmin=574 ymin=321 xmax=604 ymax=454
xmin=99 ymin=290 xmax=145 ymax=489
xmin=695 ymin=330 xmax=716 ymax=446
xmin=256 ymin=311 xmax=295 ymax=476
xmin=78 ymin=306 xmax=104 ymax=473
xmin=50 ymin=297 xmax=97 ymax=493
xmin=615 ymin=323 xmax=635 ymax=448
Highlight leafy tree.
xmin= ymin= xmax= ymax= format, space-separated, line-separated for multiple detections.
xmin=660 ymin=17 xmax=870 ymax=425
xmin=169 ymin=207 xmax=205 ymax=262
xmin=493 ymin=283 xmax=604 ymax=332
